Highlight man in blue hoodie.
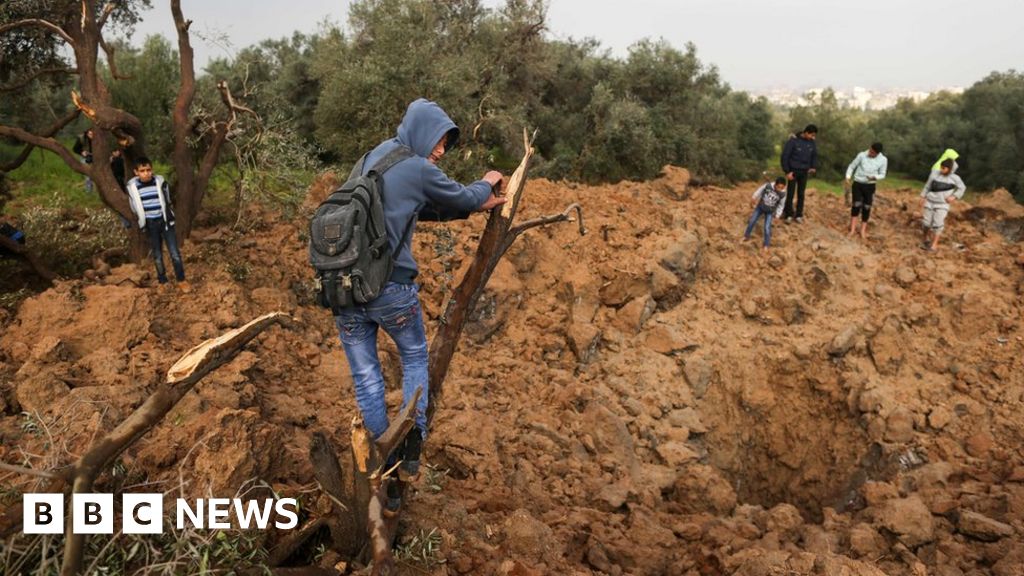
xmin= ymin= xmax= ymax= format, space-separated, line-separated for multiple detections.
xmin=334 ymin=99 xmax=504 ymax=486
xmin=780 ymin=124 xmax=818 ymax=223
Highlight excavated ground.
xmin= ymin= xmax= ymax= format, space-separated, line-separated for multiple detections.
xmin=1 ymin=167 xmax=1024 ymax=575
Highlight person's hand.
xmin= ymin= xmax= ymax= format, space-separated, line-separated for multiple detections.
xmin=845 ymin=177 xmax=851 ymax=185
xmin=482 ymin=171 xmax=504 ymax=193
xmin=478 ymin=193 xmax=507 ymax=212
xmin=786 ymin=172 xmax=795 ymax=181
xmin=946 ymin=195 xmax=956 ymax=204
xmin=868 ymin=176 xmax=876 ymax=181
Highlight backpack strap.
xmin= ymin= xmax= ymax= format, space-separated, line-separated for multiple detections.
xmin=369 ymin=145 xmax=415 ymax=175
xmin=348 ymin=153 xmax=369 ymax=181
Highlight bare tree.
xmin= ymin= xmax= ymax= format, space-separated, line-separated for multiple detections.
xmin=0 ymin=0 xmax=249 ymax=257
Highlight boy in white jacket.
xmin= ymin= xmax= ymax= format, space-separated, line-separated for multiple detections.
xmin=126 ymin=157 xmax=186 ymax=285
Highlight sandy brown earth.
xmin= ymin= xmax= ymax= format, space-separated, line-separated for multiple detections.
xmin=1 ymin=168 xmax=1023 ymax=575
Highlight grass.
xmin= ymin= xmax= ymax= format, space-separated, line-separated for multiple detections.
xmin=1 ymin=140 xmax=104 ymax=214
xmin=807 ymin=174 xmax=926 ymax=196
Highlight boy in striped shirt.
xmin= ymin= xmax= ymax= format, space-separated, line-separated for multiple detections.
xmin=126 ymin=157 xmax=186 ymax=286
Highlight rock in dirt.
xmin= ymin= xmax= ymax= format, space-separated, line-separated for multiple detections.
xmin=829 ymin=325 xmax=860 ymax=356
xmin=614 ymin=296 xmax=656 ymax=334
xmin=599 ymin=273 xmax=649 ymax=307
xmin=683 ymin=354 xmax=713 ymax=398
xmin=672 ymin=464 xmax=737 ymax=515
xmin=657 ymin=230 xmax=701 ymax=282
xmin=894 ymin=266 xmax=918 ymax=287
xmin=928 ymin=406 xmax=954 ymax=430
xmin=502 ymin=509 xmax=558 ymax=564
xmin=874 ymin=495 xmax=934 ymax=547
xmin=884 ymin=407 xmax=916 ymax=443
xmin=643 ymin=325 xmax=693 ymax=355
xmin=849 ymin=523 xmax=889 ymax=558
xmin=655 ymin=440 xmax=699 ymax=467
xmin=956 ymin=510 xmax=1015 ymax=541
xmin=16 ymin=374 xmax=70 ymax=414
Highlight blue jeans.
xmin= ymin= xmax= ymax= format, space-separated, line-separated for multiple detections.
xmin=334 ymin=282 xmax=429 ymax=439
xmin=145 ymin=220 xmax=185 ymax=282
xmin=744 ymin=206 xmax=775 ymax=247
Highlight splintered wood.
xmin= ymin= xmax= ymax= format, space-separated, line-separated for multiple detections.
xmin=167 ymin=312 xmax=287 ymax=383
xmin=500 ymin=128 xmax=536 ymax=219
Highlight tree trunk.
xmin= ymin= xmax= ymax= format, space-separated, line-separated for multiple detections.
xmin=0 ymin=234 xmax=58 ymax=283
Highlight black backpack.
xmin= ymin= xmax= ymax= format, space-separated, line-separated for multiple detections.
xmin=309 ymin=145 xmax=414 ymax=312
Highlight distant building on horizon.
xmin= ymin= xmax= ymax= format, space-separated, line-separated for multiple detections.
xmin=754 ymin=86 xmax=965 ymax=110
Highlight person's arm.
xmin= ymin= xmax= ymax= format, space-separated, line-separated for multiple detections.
xmin=781 ymin=139 xmax=793 ymax=173
xmin=874 ymin=156 xmax=887 ymax=181
xmin=751 ymin=185 xmax=764 ymax=203
xmin=421 ymin=162 xmax=495 ymax=212
xmin=950 ymin=175 xmax=966 ymax=200
xmin=774 ymin=193 xmax=787 ymax=219
xmin=921 ymin=172 xmax=934 ymax=198
xmin=846 ymin=152 xmax=863 ymax=180
xmin=72 ymin=138 xmax=83 ymax=156
xmin=810 ymin=143 xmax=818 ymax=171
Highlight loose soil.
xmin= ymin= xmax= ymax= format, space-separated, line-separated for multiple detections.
xmin=1 ymin=168 xmax=1023 ymax=575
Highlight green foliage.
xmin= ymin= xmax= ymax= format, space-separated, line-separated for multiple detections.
xmin=18 ymin=203 xmax=126 ymax=277
xmin=801 ymin=71 xmax=1024 ymax=199
xmin=311 ymin=0 xmax=774 ymax=183
xmin=102 ymin=36 xmax=182 ymax=159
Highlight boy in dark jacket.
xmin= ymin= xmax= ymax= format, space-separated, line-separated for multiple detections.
xmin=72 ymin=129 xmax=95 ymax=193
xmin=334 ymin=99 xmax=504 ymax=492
xmin=780 ymin=124 xmax=818 ymax=223
xmin=742 ymin=177 xmax=787 ymax=252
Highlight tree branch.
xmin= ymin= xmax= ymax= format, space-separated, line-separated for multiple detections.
xmin=99 ymin=37 xmax=129 ymax=80
xmin=0 ymin=19 xmax=75 ymax=46
xmin=0 ymin=461 xmax=67 ymax=481
xmin=59 ymin=312 xmax=290 ymax=576
xmin=0 ymin=235 xmax=58 ymax=283
xmin=506 ymin=202 xmax=586 ymax=250
xmin=0 ymin=67 xmax=79 ymax=93
xmin=0 ymin=125 xmax=91 ymax=177
xmin=96 ymin=2 xmax=116 ymax=29
xmin=0 ymin=108 xmax=82 ymax=172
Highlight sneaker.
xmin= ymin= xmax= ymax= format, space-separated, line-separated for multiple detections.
xmin=784 ymin=216 xmax=793 ymax=224
xmin=177 ymin=281 xmax=192 ymax=294
xmin=795 ymin=217 xmax=805 ymax=224
xmin=398 ymin=429 xmax=422 ymax=483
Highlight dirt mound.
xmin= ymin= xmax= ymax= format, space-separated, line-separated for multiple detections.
xmin=2 ymin=172 xmax=1023 ymax=575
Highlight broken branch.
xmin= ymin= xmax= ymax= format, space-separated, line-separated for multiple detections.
xmin=0 ymin=19 xmax=74 ymax=46
xmin=59 ymin=312 xmax=290 ymax=576
xmin=505 ymin=202 xmax=586 ymax=251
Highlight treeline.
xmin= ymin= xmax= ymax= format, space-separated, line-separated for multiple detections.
xmin=14 ymin=0 xmax=775 ymax=185
xmin=3 ymin=0 xmax=1021 ymax=197
xmin=786 ymin=72 xmax=1024 ymax=198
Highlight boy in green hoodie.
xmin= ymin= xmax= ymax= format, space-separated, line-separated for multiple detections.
xmin=921 ymin=159 xmax=966 ymax=251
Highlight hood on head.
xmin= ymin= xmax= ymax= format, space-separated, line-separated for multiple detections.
xmin=396 ymin=98 xmax=460 ymax=158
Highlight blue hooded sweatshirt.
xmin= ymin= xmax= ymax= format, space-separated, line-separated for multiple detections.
xmin=362 ymin=99 xmax=493 ymax=284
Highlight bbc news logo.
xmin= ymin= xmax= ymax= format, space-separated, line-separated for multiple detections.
xmin=23 ymin=494 xmax=299 ymax=534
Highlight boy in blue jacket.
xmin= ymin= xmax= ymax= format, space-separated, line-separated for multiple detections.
xmin=335 ymin=99 xmax=504 ymax=493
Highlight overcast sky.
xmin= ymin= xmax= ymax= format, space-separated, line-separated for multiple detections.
xmin=132 ymin=0 xmax=1023 ymax=91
